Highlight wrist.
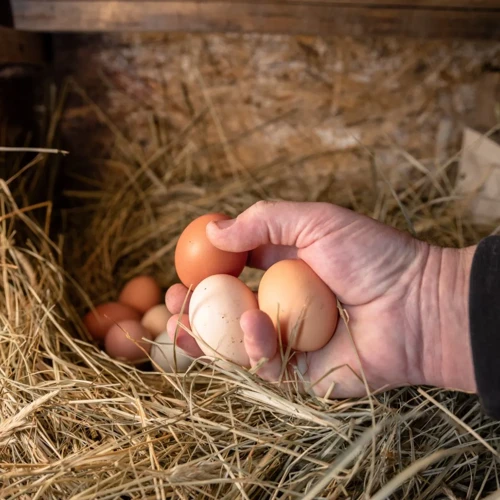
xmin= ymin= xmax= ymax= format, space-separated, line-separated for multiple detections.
xmin=420 ymin=244 xmax=477 ymax=393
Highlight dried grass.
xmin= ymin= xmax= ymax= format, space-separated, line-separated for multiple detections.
xmin=1 ymin=78 xmax=500 ymax=500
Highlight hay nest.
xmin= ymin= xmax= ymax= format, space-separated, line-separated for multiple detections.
xmin=1 ymin=82 xmax=499 ymax=500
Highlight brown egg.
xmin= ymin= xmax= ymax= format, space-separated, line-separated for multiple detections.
xmin=258 ymin=259 xmax=338 ymax=352
xmin=141 ymin=304 xmax=172 ymax=339
xmin=174 ymin=213 xmax=248 ymax=289
xmin=119 ymin=276 xmax=161 ymax=314
xmin=83 ymin=302 xmax=141 ymax=342
xmin=104 ymin=320 xmax=152 ymax=361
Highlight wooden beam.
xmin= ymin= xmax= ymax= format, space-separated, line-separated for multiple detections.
xmin=11 ymin=0 xmax=500 ymax=39
xmin=10 ymin=0 xmax=500 ymax=7
xmin=0 ymin=26 xmax=45 ymax=66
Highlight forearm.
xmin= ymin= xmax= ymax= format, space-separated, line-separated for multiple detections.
xmin=420 ymin=244 xmax=477 ymax=393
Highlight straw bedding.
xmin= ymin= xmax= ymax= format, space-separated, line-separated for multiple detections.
xmin=1 ymin=79 xmax=500 ymax=500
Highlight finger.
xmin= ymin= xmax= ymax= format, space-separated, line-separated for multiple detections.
xmin=247 ymin=244 xmax=298 ymax=271
xmin=165 ymin=284 xmax=192 ymax=315
xmin=206 ymin=200 xmax=341 ymax=252
xmin=241 ymin=309 xmax=282 ymax=381
xmin=167 ymin=314 xmax=203 ymax=357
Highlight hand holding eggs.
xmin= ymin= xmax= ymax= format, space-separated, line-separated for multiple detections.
xmin=172 ymin=212 xmax=339 ymax=368
xmin=83 ymin=211 xmax=340 ymax=374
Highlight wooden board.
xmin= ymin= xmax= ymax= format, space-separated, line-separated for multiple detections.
xmin=0 ymin=26 xmax=45 ymax=66
xmin=10 ymin=0 xmax=500 ymax=7
xmin=11 ymin=0 xmax=500 ymax=39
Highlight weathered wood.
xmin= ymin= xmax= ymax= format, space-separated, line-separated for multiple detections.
xmin=0 ymin=26 xmax=45 ymax=66
xmin=11 ymin=0 xmax=500 ymax=6
xmin=11 ymin=0 xmax=500 ymax=39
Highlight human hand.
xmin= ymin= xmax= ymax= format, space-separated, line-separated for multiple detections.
xmin=165 ymin=201 xmax=476 ymax=398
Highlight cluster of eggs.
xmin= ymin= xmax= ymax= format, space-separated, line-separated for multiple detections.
xmin=82 ymin=212 xmax=339 ymax=373
xmin=83 ymin=276 xmax=192 ymax=372
xmin=175 ymin=213 xmax=339 ymax=368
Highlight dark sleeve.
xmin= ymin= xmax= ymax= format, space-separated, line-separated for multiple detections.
xmin=469 ymin=235 xmax=500 ymax=419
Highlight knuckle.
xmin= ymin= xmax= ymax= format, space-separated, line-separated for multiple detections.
xmin=239 ymin=200 xmax=277 ymax=222
xmin=252 ymin=200 xmax=279 ymax=213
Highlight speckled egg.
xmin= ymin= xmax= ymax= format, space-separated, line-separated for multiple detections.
xmin=189 ymin=274 xmax=257 ymax=367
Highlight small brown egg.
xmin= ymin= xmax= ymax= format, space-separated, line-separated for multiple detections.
xmin=174 ymin=213 xmax=248 ymax=289
xmin=119 ymin=276 xmax=161 ymax=314
xmin=258 ymin=259 xmax=338 ymax=352
xmin=83 ymin=302 xmax=141 ymax=342
xmin=104 ymin=320 xmax=152 ymax=361
xmin=141 ymin=304 xmax=172 ymax=339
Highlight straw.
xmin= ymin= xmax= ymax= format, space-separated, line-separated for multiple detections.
xmin=1 ymin=78 xmax=499 ymax=499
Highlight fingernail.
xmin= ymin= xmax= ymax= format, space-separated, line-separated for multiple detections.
xmin=213 ymin=219 xmax=236 ymax=230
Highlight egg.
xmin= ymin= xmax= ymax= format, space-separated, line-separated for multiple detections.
xmin=150 ymin=331 xmax=193 ymax=373
xmin=104 ymin=320 xmax=152 ymax=361
xmin=83 ymin=302 xmax=141 ymax=342
xmin=141 ymin=304 xmax=172 ymax=338
xmin=119 ymin=275 xmax=161 ymax=314
xmin=258 ymin=259 xmax=338 ymax=352
xmin=189 ymin=274 xmax=257 ymax=367
xmin=174 ymin=213 xmax=248 ymax=289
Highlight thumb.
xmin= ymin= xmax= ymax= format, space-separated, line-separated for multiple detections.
xmin=206 ymin=200 xmax=341 ymax=253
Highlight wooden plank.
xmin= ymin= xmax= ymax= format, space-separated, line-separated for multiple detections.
xmin=0 ymin=26 xmax=45 ymax=66
xmin=11 ymin=0 xmax=500 ymax=7
xmin=11 ymin=1 xmax=500 ymax=38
